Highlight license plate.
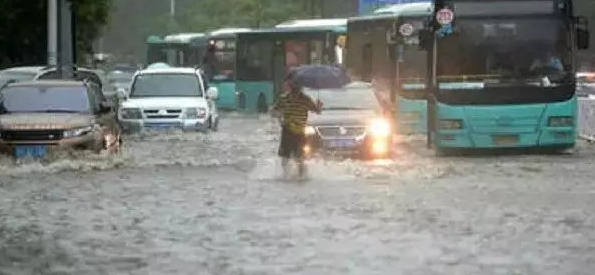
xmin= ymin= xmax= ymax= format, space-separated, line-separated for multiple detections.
xmin=493 ymin=135 xmax=519 ymax=145
xmin=327 ymin=139 xmax=357 ymax=148
xmin=14 ymin=145 xmax=47 ymax=158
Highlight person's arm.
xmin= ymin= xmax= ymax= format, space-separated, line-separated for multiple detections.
xmin=272 ymin=94 xmax=287 ymax=111
xmin=304 ymin=96 xmax=322 ymax=114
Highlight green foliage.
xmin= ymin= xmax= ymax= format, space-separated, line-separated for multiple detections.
xmin=0 ymin=0 xmax=111 ymax=68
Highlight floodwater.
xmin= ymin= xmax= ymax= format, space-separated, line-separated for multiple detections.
xmin=1 ymin=113 xmax=595 ymax=274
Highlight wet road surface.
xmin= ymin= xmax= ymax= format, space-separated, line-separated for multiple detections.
xmin=1 ymin=113 xmax=595 ymax=274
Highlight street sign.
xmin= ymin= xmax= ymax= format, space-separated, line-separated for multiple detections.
xmin=436 ymin=8 xmax=454 ymax=26
xmin=399 ymin=23 xmax=414 ymax=37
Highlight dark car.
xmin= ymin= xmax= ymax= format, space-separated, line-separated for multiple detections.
xmin=302 ymin=82 xmax=393 ymax=159
xmin=0 ymin=80 xmax=121 ymax=158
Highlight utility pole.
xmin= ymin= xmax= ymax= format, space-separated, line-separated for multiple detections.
xmin=170 ymin=0 xmax=176 ymax=17
xmin=168 ymin=0 xmax=178 ymax=32
xmin=47 ymin=0 xmax=58 ymax=66
xmin=56 ymin=0 xmax=74 ymax=79
xmin=426 ymin=0 xmax=445 ymax=148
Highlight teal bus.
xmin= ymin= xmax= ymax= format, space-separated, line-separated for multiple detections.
xmin=204 ymin=28 xmax=251 ymax=110
xmin=235 ymin=19 xmax=347 ymax=113
xmin=146 ymin=33 xmax=207 ymax=67
xmin=347 ymin=2 xmax=433 ymax=134
xmin=429 ymin=0 xmax=589 ymax=152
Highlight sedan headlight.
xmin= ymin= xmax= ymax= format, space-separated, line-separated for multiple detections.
xmin=63 ymin=126 xmax=93 ymax=138
xmin=438 ymin=119 xmax=464 ymax=130
xmin=548 ymin=116 xmax=573 ymax=127
xmin=186 ymin=108 xmax=207 ymax=119
xmin=120 ymin=108 xmax=142 ymax=119
xmin=305 ymin=125 xmax=316 ymax=135
xmin=368 ymin=118 xmax=391 ymax=137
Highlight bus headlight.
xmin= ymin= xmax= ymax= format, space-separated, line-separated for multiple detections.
xmin=438 ymin=119 xmax=464 ymax=130
xmin=305 ymin=125 xmax=316 ymax=135
xmin=368 ymin=118 xmax=391 ymax=137
xmin=548 ymin=116 xmax=573 ymax=127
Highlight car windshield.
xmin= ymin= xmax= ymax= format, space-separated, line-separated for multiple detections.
xmin=0 ymin=86 xmax=90 ymax=114
xmin=0 ymin=71 xmax=37 ymax=86
xmin=108 ymin=72 xmax=134 ymax=89
xmin=304 ymin=84 xmax=380 ymax=110
xmin=130 ymin=73 xmax=203 ymax=97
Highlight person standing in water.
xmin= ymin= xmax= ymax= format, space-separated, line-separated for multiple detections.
xmin=272 ymin=77 xmax=323 ymax=180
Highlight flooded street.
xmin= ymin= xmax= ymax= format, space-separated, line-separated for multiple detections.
xmin=2 ymin=114 xmax=595 ymax=274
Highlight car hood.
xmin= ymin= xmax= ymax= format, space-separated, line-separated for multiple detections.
xmin=308 ymin=109 xmax=380 ymax=126
xmin=0 ymin=113 xmax=93 ymax=130
xmin=121 ymin=97 xmax=208 ymax=109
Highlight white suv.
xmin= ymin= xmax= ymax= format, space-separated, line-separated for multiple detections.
xmin=118 ymin=67 xmax=219 ymax=133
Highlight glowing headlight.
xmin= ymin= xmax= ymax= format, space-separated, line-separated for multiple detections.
xmin=120 ymin=108 xmax=142 ymax=119
xmin=185 ymin=108 xmax=207 ymax=119
xmin=305 ymin=125 xmax=316 ymax=135
xmin=548 ymin=116 xmax=573 ymax=127
xmin=368 ymin=118 xmax=391 ymax=137
xmin=438 ymin=119 xmax=464 ymax=130
xmin=63 ymin=126 xmax=93 ymax=138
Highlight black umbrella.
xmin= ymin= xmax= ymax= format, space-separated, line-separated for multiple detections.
xmin=287 ymin=65 xmax=350 ymax=90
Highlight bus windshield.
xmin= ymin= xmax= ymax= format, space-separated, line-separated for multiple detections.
xmin=437 ymin=18 xmax=571 ymax=87
xmin=207 ymin=38 xmax=236 ymax=81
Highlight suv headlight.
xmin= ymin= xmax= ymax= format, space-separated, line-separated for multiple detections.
xmin=368 ymin=118 xmax=391 ymax=137
xmin=63 ymin=126 xmax=93 ymax=138
xmin=186 ymin=108 xmax=207 ymax=119
xmin=120 ymin=108 xmax=142 ymax=119
xmin=438 ymin=119 xmax=464 ymax=130
xmin=548 ymin=116 xmax=573 ymax=127
xmin=305 ymin=125 xmax=316 ymax=135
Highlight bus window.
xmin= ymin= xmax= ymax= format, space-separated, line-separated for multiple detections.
xmin=237 ymin=40 xmax=273 ymax=81
xmin=285 ymin=41 xmax=308 ymax=71
xmin=310 ymin=40 xmax=324 ymax=65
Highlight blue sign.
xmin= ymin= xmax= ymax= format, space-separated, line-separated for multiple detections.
xmin=359 ymin=0 xmax=430 ymax=15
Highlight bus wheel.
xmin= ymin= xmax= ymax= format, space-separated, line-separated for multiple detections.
xmin=238 ymin=93 xmax=247 ymax=110
xmin=257 ymin=95 xmax=268 ymax=113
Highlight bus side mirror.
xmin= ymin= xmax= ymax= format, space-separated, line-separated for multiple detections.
xmin=418 ymin=29 xmax=433 ymax=51
xmin=576 ymin=16 xmax=590 ymax=50
xmin=577 ymin=28 xmax=590 ymax=50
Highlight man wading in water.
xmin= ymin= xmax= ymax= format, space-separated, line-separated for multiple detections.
xmin=272 ymin=77 xmax=323 ymax=180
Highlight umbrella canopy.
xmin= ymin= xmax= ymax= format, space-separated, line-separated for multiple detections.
xmin=287 ymin=65 xmax=350 ymax=90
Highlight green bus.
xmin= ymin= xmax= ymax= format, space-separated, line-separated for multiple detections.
xmin=235 ymin=19 xmax=347 ymax=113
xmin=146 ymin=33 xmax=207 ymax=67
xmin=347 ymin=2 xmax=432 ymax=134
xmin=204 ymin=28 xmax=251 ymax=110
xmin=429 ymin=0 xmax=589 ymax=152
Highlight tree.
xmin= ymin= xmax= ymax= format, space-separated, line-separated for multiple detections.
xmin=0 ymin=0 xmax=112 ymax=69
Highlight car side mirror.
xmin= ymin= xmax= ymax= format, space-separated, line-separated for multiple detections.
xmin=99 ymin=102 xmax=114 ymax=113
xmin=116 ymin=88 xmax=128 ymax=99
xmin=207 ymin=87 xmax=219 ymax=100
